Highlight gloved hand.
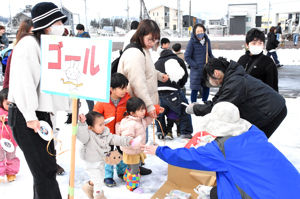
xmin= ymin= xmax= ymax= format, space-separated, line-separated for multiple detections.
xmin=185 ymin=102 xmax=198 ymax=114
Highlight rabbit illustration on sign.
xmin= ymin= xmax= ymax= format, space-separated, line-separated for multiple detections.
xmin=61 ymin=60 xmax=83 ymax=90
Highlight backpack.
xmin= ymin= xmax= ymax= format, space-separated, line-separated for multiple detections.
xmin=111 ymin=43 xmax=145 ymax=76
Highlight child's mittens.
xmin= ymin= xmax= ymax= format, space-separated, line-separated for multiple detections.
xmin=130 ymin=135 xmax=142 ymax=146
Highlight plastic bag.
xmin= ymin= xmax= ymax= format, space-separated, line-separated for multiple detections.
xmin=164 ymin=190 xmax=191 ymax=199
xmin=185 ymin=131 xmax=216 ymax=149
xmin=194 ymin=185 xmax=213 ymax=199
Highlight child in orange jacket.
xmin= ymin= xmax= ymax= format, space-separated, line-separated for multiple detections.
xmin=93 ymin=73 xmax=130 ymax=188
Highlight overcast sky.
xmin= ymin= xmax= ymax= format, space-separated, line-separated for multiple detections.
xmin=1 ymin=0 xmax=297 ymax=23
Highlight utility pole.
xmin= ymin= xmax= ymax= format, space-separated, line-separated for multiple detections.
xmin=140 ymin=0 xmax=143 ymax=21
xmin=189 ymin=0 xmax=191 ymax=37
xmin=127 ymin=0 xmax=130 ymax=31
xmin=177 ymin=0 xmax=181 ymax=37
xmin=267 ymin=1 xmax=271 ymax=33
xmin=84 ymin=0 xmax=88 ymax=31
xmin=8 ymin=5 xmax=12 ymax=27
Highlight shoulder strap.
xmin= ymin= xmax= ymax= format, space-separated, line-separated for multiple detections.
xmin=245 ymin=54 xmax=264 ymax=74
xmin=123 ymin=43 xmax=145 ymax=56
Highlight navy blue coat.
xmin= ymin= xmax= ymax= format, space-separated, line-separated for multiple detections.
xmin=184 ymin=33 xmax=214 ymax=90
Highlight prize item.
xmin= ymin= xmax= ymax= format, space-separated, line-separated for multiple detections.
xmin=164 ymin=190 xmax=191 ymax=199
xmin=194 ymin=185 xmax=213 ymax=199
xmin=0 ymin=138 xmax=14 ymax=153
xmin=185 ymin=131 xmax=216 ymax=149
xmin=105 ymin=150 xmax=123 ymax=165
xmin=104 ymin=117 xmax=115 ymax=124
xmin=38 ymin=121 xmax=53 ymax=141
xmin=131 ymin=135 xmax=142 ymax=146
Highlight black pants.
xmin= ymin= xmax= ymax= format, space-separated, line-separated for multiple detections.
xmin=260 ymin=105 xmax=287 ymax=138
xmin=210 ymin=186 xmax=218 ymax=199
xmin=11 ymin=108 xmax=62 ymax=199
xmin=86 ymin=100 xmax=94 ymax=112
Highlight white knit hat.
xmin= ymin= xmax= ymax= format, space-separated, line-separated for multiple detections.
xmin=199 ymin=102 xmax=252 ymax=137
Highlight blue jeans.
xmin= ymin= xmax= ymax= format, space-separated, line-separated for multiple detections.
xmin=275 ymin=33 xmax=280 ymax=41
xmin=191 ymin=86 xmax=210 ymax=103
xmin=104 ymin=160 xmax=127 ymax=178
xmin=267 ymin=51 xmax=280 ymax=65
xmin=155 ymin=90 xmax=193 ymax=135
xmin=293 ymin=34 xmax=299 ymax=45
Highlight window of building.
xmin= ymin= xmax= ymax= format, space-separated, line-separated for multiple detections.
xmin=246 ymin=17 xmax=251 ymax=22
xmin=153 ymin=12 xmax=154 ymax=16
xmin=165 ymin=12 xmax=169 ymax=16
xmin=157 ymin=12 xmax=159 ymax=16
xmin=246 ymin=27 xmax=251 ymax=33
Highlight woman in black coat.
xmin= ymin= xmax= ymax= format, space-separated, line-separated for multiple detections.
xmin=267 ymin=26 xmax=282 ymax=67
xmin=187 ymin=57 xmax=287 ymax=138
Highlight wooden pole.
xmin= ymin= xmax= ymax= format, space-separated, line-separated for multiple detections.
xmin=68 ymin=98 xmax=79 ymax=199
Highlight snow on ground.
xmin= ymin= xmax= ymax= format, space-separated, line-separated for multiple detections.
xmin=1 ymin=97 xmax=299 ymax=199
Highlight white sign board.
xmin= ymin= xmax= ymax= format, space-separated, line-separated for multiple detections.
xmin=40 ymin=35 xmax=112 ymax=102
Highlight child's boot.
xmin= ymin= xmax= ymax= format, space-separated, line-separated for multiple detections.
xmin=126 ymin=172 xmax=143 ymax=193
xmin=6 ymin=175 xmax=16 ymax=182
xmin=0 ymin=175 xmax=5 ymax=182
xmin=82 ymin=181 xmax=94 ymax=199
xmin=123 ymin=167 xmax=131 ymax=182
xmin=94 ymin=191 xmax=107 ymax=199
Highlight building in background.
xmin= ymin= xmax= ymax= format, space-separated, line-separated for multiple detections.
xmin=182 ymin=15 xmax=203 ymax=30
xmin=148 ymin=5 xmax=183 ymax=30
xmin=227 ymin=3 xmax=262 ymax=35
xmin=209 ymin=18 xmax=225 ymax=26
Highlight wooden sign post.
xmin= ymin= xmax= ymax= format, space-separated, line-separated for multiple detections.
xmin=40 ymin=35 xmax=112 ymax=199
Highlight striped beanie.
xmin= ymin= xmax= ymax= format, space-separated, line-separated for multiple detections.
xmin=31 ymin=2 xmax=67 ymax=32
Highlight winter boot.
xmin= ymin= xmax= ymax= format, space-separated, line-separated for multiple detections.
xmin=6 ymin=175 xmax=16 ymax=182
xmin=139 ymin=166 xmax=152 ymax=175
xmin=94 ymin=191 xmax=107 ymax=199
xmin=104 ymin=178 xmax=116 ymax=187
xmin=0 ymin=175 xmax=5 ymax=182
xmin=123 ymin=167 xmax=131 ymax=182
xmin=126 ymin=172 xmax=142 ymax=193
xmin=82 ymin=181 xmax=94 ymax=199
xmin=56 ymin=164 xmax=65 ymax=175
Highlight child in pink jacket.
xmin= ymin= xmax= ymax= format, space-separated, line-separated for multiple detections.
xmin=118 ymin=97 xmax=163 ymax=194
xmin=0 ymin=88 xmax=20 ymax=182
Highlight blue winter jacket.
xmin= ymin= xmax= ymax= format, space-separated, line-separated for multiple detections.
xmin=156 ymin=125 xmax=300 ymax=199
xmin=184 ymin=33 xmax=213 ymax=90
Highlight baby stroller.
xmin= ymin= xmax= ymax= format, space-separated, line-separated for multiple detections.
xmin=0 ymin=48 xmax=12 ymax=79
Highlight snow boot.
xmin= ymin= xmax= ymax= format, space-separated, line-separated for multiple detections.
xmin=140 ymin=166 xmax=152 ymax=175
xmin=123 ymin=167 xmax=131 ymax=182
xmin=126 ymin=172 xmax=142 ymax=193
xmin=56 ymin=164 xmax=65 ymax=175
xmin=82 ymin=181 xmax=94 ymax=199
xmin=104 ymin=178 xmax=116 ymax=187
xmin=7 ymin=175 xmax=16 ymax=182
xmin=94 ymin=191 xmax=107 ymax=199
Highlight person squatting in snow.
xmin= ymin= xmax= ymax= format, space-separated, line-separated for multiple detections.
xmin=117 ymin=97 xmax=163 ymax=194
xmin=0 ymin=88 xmax=20 ymax=182
xmin=77 ymin=112 xmax=133 ymax=199
xmin=142 ymin=102 xmax=300 ymax=199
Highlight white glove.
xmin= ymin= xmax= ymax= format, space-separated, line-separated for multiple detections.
xmin=185 ymin=102 xmax=198 ymax=114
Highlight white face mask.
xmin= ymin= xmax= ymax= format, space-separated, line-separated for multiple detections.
xmin=48 ymin=24 xmax=64 ymax=36
xmin=249 ymin=45 xmax=263 ymax=55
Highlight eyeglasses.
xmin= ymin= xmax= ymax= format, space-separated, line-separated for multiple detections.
xmin=147 ymin=38 xmax=159 ymax=44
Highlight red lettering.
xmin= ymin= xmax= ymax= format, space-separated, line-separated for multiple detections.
xmin=83 ymin=48 xmax=90 ymax=74
xmin=65 ymin=56 xmax=81 ymax=61
xmin=90 ymin=46 xmax=100 ymax=76
xmin=48 ymin=42 xmax=63 ymax=69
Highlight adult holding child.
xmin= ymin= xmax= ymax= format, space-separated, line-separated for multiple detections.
xmin=117 ymin=19 xmax=168 ymax=175
xmin=142 ymin=102 xmax=300 ymax=199
xmin=8 ymin=2 xmax=69 ymax=198
xmin=185 ymin=23 xmax=214 ymax=103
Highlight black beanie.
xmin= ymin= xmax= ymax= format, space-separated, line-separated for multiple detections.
xmin=31 ymin=2 xmax=67 ymax=32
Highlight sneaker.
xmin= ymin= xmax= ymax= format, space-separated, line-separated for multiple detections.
xmin=139 ymin=166 xmax=152 ymax=175
xmin=6 ymin=175 xmax=16 ymax=182
xmin=104 ymin=178 xmax=116 ymax=187
xmin=165 ymin=132 xmax=173 ymax=140
xmin=82 ymin=181 xmax=94 ymax=199
xmin=57 ymin=164 xmax=65 ymax=175
xmin=180 ymin=134 xmax=192 ymax=140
